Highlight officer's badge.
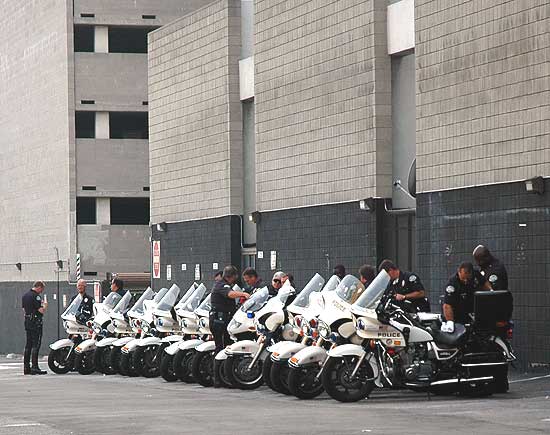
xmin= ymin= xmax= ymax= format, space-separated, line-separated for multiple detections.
xmin=446 ymin=286 xmax=455 ymax=294
xmin=409 ymin=275 xmax=417 ymax=282
xmin=36 ymin=295 xmax=41 ymax=301
xmin=84 ymin=298 xmax=88 ymax=302
xmin=393 ymin=278 xmax=399 ymax=285
xmin=480 ymin=270 xmax=486 ymax=276
xmin=489 ymin=274 xmax=497 ymax=283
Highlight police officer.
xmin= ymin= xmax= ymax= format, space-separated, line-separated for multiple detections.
xmin=267 ymin=271 xmax=286 ymax=297
xmin=73 ymin=279 xmax=94 ymax=326
xmin=378 ymin=259 xmax=430 ymax=312
xmin=333 ymin=264 xmax=346 ymax=280
xmin=242 ymin=267 xmax=264 ymax=293
xmin=22 ymin=281 xmax=48 ymax=375
xmin=210 ymin=266 xmax=250 ymax=387
xmin=442 ymin=262 xmax=492 ymax=332
xmin=359 ymin=264 xmax=376 ymax=287
xmin=473 ymin=245 xmax=508 ymax=290
xmin=110 ymin=277 xmax=127 ymax=298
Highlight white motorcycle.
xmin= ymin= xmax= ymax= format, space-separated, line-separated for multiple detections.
xmin=283 ymin=274 xmax=365 ymax=398
xmin=73 ymin=292 xmax=123 ymax=375
xmin=111 ymin=287 xmax=155 ymax=375
xmin=48 ymin=294 xmax=92 ymax=374
xmin=119 ymin=286 xmax=169 ymax=376
xmin=224 ymin=283 xmax=299 ymax=390
xmin=94 ymin=291 xmax=134 ymax=375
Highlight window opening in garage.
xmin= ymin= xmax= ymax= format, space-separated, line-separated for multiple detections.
xmin=77 ymin=197 xmax=97 ymax=224
xmin=110 ymin=198 xmax=149 ymax=225
xmin=75 ymin=111 xmax=96 ymax=138
xmin=109 ymin=112 xmax=148 ymax=139
xmin=74 ymin=25 xmax=94 ymax=52
xmin=108 ymin=27 xmax=156 ymax=53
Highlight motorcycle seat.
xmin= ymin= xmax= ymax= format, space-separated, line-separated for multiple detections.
xmin=432 ymin=323 xmax=466 ymax=346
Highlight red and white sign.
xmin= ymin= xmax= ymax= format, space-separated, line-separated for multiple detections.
xmin=152 ymin=240 xmax=161 ymax=279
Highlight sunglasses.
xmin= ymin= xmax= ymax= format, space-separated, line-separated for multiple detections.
xmin=273 ymin=279 xmax=281 ymax=284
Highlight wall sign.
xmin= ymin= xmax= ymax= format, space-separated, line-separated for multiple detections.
xmin=152 ymin=240 xmax=161 ymax=279
xmin=270 ymin=251 xmax=277 ymax=270
xmin=167 ymin=264 xmax=172 ymax=281
xmin=195 ymin=264 xmax=201 ymax=281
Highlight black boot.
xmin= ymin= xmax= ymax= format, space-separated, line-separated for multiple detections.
xmin=24 ymin=366 xmax=31 ymax=375
xmin=30 ymin=367 xmax=47 ymax=375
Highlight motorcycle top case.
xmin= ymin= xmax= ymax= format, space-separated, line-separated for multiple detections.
xmin=474 ymin=290 xmax=513 ymax=330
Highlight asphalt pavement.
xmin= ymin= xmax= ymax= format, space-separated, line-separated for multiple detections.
xmin=0 ymin=357 xmax=549 ymax=435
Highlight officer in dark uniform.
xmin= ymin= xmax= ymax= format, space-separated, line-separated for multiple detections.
xmin=72 ymin=279 xmax=94 ymax=325
xmin=378 ymin=259 xmax=430 ymax=312
xmin=242 ymin=267 xmax=264 ymax=293
xmin=22 ymin=281 xmax=48 ymax=375
xmin=110 ymin=277 xmax=127 ymax=298
xmin=473 ymin=245 xmax=508 ymax=290
xmin=442 ymin=262 xmax=492 ymax=331
xmin=210 ymin=266 xmax=250 ymax=387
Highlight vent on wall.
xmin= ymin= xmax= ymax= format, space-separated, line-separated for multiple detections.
xmin=82 ymin=186 xmax=96 ymax=191
xmin=143 ymin=186 xmax=150 ymax=191
xmin=80 ymin=13 xmax=95 ymax=18
xmin=142 ymin=101 xmax=149 ymax=106
xmin=81 ymin=100 xmax=95 ymax=105
xmin=84 ymin=271 xmax=98 ymax=276
xmin=142 ymin=14 xmax=156 ymax=19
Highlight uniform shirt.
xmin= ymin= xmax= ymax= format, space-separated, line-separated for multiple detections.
xmin=444 ymin=271 xmax=487 ymax=324
xmin=246 ymin=278 xmax=264 ymax=294
xmin=72 ymin=293 xmax=95 ymax=324
xmin=387 ymin=271 xmax=430 ymax=312
xmin=22 ymin=290 xmax=43 ymax=317
xmin=479 ymin=259 xmax=508 ymax=291
xmin=267 ymin=284 xmax=279 ymax=297
xmin=210 ymin=279 xmax=236 ymax=313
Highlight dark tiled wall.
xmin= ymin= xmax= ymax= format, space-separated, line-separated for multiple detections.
xmin=417 ymin=180 xmax=550 ymax=368
xmin=255 ymin=202 xmax=379 ymax=289
xmin=151 ymin=216 xmax=242 ymax=291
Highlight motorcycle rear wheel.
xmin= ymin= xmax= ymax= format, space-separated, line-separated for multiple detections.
xmin=288 ymin=364 xmax=324 ymax=399
xmin=270 ymin=360 xmax=292 ymax=395
xmin=214 ymin=358 xmax=233 ymax=388
xmin=74 ymin=351 xmax=95 ymax=375
xmin=321 ymin=355 xmax=375 ymax=403
xmin=224 ymin=354 xmax=264 ymax=390
xmin=47 ymin=348 xmax=73 ymax=374
xmin=160 ymin=353 xmax=178 ymax=382
xmin=191 ymin=350 xmax=214 ymax=387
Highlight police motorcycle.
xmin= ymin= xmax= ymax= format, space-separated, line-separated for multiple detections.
xmin=266 ymin=274 xmax=326 ymax=394
xmin=158 ymin=283 xmax=201 ymax=381
xmin=281 ymin=274 xmax=364 ymax=398
xmin=48 ymin=294 xmax=91 ymax=374
xmin=73 ymin=292 xmax=123 ymax=375
xmin=93 ymin=291 xmax=134 ymax=375
xmin=110 ymin=287 xmax=155 ymax=375
xmin=190 ymin=284 xmax=260 ymax=387
xmin=167 ymin=283 xmax=211 ymax=383
xmin=321 ymin=270 xmax=515 ymax=402
xmin=224 ymin=282 xmax=299 ymax=390
xmin=119 ymin=286 xmax=169 ymax=376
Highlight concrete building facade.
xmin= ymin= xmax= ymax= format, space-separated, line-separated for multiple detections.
xmin=148 ymin=0 xmax=549 ymax=368
xmin=0 ymin=0 xmax=210 ymax=354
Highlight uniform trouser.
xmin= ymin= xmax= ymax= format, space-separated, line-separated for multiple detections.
xmin=24 ymin=327 xmax=42 ymax=369
xmin=209 ymin=312 xmax=233 ymax=354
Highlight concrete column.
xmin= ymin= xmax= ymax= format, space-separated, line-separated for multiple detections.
xmin=95 ymin=111 xmax=109 ymax=139
xmin=94 ymin=26 xmax=109 ymax=53
xmin=96 ymin=198 xmax=110 ymax=225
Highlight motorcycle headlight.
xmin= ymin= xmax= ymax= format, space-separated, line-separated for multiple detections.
xmin=157 ymin=318 xmax=164 ymax=327
xmin=142 ymin=323 xmax=150 ymax=333
xmin=199 ymin=318 xmax=208 ymax=329
xmin=318 ymin=321 xmax=330 ymax=339
xmin=92 ymin=324 xmax=101 ymax=334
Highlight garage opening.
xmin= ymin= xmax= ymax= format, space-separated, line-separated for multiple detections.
xmin=110 ymin=198 xmax=149 ymax=225
xmin=108 ymin=27 xmax=156 ymax=53
xmin=109 ymin=112 xmax=148 ymax=139
xmin=77 ymin=197 xmax=97 ymax=224
xmin=75 ymin=111 xmax=95 ymax=138
xmin=74 ymin=25 xmax=94 ymax=52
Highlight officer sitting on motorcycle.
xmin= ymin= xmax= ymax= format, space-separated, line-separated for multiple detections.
xmin=267 ymin=271 xmax=286 ymax=297
xmin=110 ymin=277 xmax=127 ymax=299
xmin=473 ymin=245 xmax=508 ymax=290
xmin=72 ymin=279 xmax=94 ymax=326
xmin=242 ymin=267 xmax=264 ymax=293
xmin=378 ymin=259 xmax=431 ymax=312
xmin=442 ymin=262 xmax=492 ymax=332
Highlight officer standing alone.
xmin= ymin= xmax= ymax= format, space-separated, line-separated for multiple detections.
xmin=22 ymin=281 xmax=48 ymax=375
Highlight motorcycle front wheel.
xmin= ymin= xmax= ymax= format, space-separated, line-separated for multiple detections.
xmin=74 ymin=350 xmax=96 ymax=375
xmin=191 ymin=350 xmax=214 ymax=387
xmin=47 ymin=347 xmax=74 ymax=374
xmin=94 ymin=346 xmax=116 ymax=375
xmin=120 ymin=350 xmax=139 ymax=377
xmin=224 ymin=354 xmax=264 ymax=390
xmin=110 ymin=347 xmax=123 ymax=375
xmin=135 ymin=345 xmax=161 ymax=378
xmin=174 ymin=349 xmax=196 ymax=383
xmin=288 ymin=364 xmax=324 ymax=399
xmin=262 ymin=353 xmax=275 ymax=390
xmin=321 ymin=355 xmax=375 ymax=402
xmin=270 ymin=360 xmax=292 ymax=395
xmin=160 ymin=353 xmax=178 ymax=382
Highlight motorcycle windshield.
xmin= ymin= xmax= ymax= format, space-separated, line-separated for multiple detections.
xmin=288 ymin=273 xmax=325 ymax=309
xmin=103 ymin=292 xmax=122 ymax=309
xmin=242 ymin=286 xmax=269 ymax=312
xmin=61 ymin=294 xmax=83 ymax=317
xmin=154 ymin=287 xmax=170 ymax=303
xmin=196 ymin=293 xmax=212 ymax=312
xmin=156 ymin=284 xmax=181 ymax=312
xmin=334 ymin=275 xmax=365 ymax=305
xmin=321 ymin=275 xmax=341 ymax=293
xmin=352 ymin=270 xmax=391 ymax=311
xmin=112 ymin=291 xmax=132 ymax=314
xmin=128 ymin=288 xmax=155 ymax=316
xmin=181 ymin=283 xmax=207 ymax=312
xmin=174 ymin=283 xmax=198 ymax=310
